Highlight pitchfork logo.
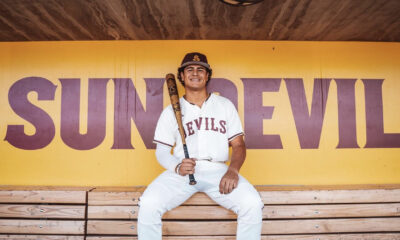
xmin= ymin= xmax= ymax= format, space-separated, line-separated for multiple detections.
xmin=193 ymin=55 xmax=200 ymax=61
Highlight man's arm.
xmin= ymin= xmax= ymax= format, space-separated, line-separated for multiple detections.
xmin=219 ymin=135 xmax=246 ymax=194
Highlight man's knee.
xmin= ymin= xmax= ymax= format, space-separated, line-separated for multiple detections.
xmin=138 ymin=195 xmax=166 ymax=224
xmin=237 ymin=193 xmax=264 ymax=223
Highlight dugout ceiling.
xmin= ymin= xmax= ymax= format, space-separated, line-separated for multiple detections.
xmin=0 ymin=0 xmax=399 ymax=42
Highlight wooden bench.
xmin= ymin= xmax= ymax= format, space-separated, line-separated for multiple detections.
xmin=1 ymin=185 xmax=400 ymax=239
xmin=0 ymin=186 xmax=92 ymax=240
xmin=85 ymin=184 xmax=400 ymax=239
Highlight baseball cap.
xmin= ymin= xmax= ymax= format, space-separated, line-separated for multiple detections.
xmin=179 ymin=52 xmax=211 ymax=71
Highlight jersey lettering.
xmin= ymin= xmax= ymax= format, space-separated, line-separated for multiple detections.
xmin=184 ymin=117 xmax=227 ymax=136
xmin=194 ymin=117 xmax=203 ymax=130
xmin=219 ymin=120 xmax=227 ymax=134
xmin=186 ymin=121 xmax=195 ymax=136
xmin=211 ymin=118 xmax=219 ymax=132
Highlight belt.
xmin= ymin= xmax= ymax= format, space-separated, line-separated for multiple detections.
xmin=196 ymin=157 xmax=226 ymax=163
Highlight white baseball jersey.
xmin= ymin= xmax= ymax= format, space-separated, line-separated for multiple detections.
xmin=153 ymin=93 xmax=244 ymax=162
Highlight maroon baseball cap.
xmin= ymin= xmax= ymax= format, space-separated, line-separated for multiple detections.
xmin=179 ymin=52 xmax=211 ymax=71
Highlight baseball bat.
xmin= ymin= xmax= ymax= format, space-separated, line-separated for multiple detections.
xmin=166 ymin=73 xmax=197 ymax=185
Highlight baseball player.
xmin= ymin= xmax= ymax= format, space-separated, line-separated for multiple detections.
xmin=138 ymin=52 xmax=263 ymax=240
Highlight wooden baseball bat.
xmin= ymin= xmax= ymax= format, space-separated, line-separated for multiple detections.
xmin=166 ymin=73 xmax=197 ymax=185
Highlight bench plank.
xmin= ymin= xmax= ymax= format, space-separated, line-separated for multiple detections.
xmin=90 ymin=186 xmax=400 ymax=205
xmin=88 ymin=206 xmax=138 ymax=219
xmin=264 ymin=203 xmax=400 ymax=218
xmin=90 ymin=187 xmax=146 ymax=192
xmin=256 ymin=184 xmax=400 ymax=191
xmin=0 ymin=236 xmax=83 ymax=240
xmin=0 ymin=191 xmax=87 ymax=204
xmin=86 ymin=218 xmax=400 ymax=235
xmin=260 ymin=189 xmax=400 ymax=204
xmin=86 ymin=234 xmax=400 ymax=240
xmin=87 ymin=220 xmax=136 ymax=235
xmin=0 ymin=204 xmax=85 ymax=219
xmin=12 ymin=188 xmax=399 ymax=206
xmin=182 ymin=188 xmax=400 ymax=205
xmin=88 ymin=203 xmax=400 ymax=220
xmin=0 ymin=219 xmax=85 ymax=234
xmin=0 ymin=186 xmax=93 ymax=191
xmin=262 ymin=218 xmax=400 ymax=234
xmin=88 ymin=192 xmax=141 ymax=206
xmin=88 ymin=206 xmax=236 ymax=219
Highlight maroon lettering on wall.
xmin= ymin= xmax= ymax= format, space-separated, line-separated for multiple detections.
xmin=5 ymin=77 xmax=56 ymax=150
xmin=335 ymin=79 xmax=359 ymax=148
xmin=112 ymin=78 xmax=164 ymax=149
xmin=242 ymin=78 xmax=283 ymax=149
xmin=60 ymin=78 xmax=109 ymax=150
xmin=363 ymin=79 xmax=400 ymax=148
xmin=284 ymin=78 xmax=331 ymax=149
xmin=207 ymin=78 xmax=238 ymax=109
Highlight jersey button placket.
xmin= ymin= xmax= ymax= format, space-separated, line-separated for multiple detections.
xmin=198 ymin=104 xmax=207 ymax=160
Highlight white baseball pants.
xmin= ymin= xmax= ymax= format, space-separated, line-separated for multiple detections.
xmin=137 ymin=161 xmax=263 ymax=240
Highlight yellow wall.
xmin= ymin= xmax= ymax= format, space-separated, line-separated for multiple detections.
xmin=0 ymin=40 xmax=399 ymax=186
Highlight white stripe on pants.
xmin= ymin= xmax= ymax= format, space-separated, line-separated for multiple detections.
xmin=138 ymin=161 xmax=263 ymax=240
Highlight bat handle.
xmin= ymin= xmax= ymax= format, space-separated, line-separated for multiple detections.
xmin=183 ymin=144 xmax=197 ymax=185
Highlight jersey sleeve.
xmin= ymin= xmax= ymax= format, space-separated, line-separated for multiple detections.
xmin=153 ymin=106 xmax=176 ymax=147
xmin=226 ymin=100 xmax=244 ymax=142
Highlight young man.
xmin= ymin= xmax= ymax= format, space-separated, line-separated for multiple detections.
xmin=138 ymin=52 xmax=263 ymax=240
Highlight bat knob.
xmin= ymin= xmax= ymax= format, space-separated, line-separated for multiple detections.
xmin=189 ymin=180 xmax=197 ymax=185
xmin=189 ymin=174 xmax=197 ymax=185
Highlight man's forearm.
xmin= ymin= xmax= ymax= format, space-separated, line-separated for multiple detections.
xmin=228 ymin=138 xmax=246 ymax=173
xmin=155 ymin=143 xmax=181 ymax=172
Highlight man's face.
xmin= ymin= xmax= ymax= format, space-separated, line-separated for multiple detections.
xmin=180 ymin=64 xmax=209 ymax=91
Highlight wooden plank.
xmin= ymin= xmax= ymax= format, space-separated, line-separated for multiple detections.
xmin=86 ymin=234 xmax=400 ymax=240
xmin=165 ymin=206 xmax=236 ymax=220
xmin=181 ymin=192 xmax=216 ymax=205
xmin=90 ymin=186 xmax=145 ymax=192
xmin=0 ymin=190 xmax=87 ymax=204
xmin=88 ymin=206 xmax=138 ymax=219
xmin=88 ymin=205 xmax=235 ymax=219
xmin=87 ymin=220 xmax=137 ymax=235
xmin=0 ymin=186 xmax=94 ymax=191
xmin=263 ymin=235 xmax=400 ymax=240
xmin=88 ymin=203 xmax=400 ymax=220
xmin=260 ymin=188 xmax=400 ymax=204
xmin=2 ymin=184 xmax=397 ymax=192
xmin=0 ymin=204 xmax=85 ymax=219
xmin=262 ymin=218 xmax=400 ymax=234
xmin=264 ymin=203 xmax=400 ymax=218
xmin=0 ymin=236 xmax=83 ymax=240
xmin=166 ymin=218 xmax=400 ymax=235
xmin=87 ymin=218 xmax=400 ymax=235
xmin=86 ymin=185 xmax=400 ymax=206
xmin=256 ymin=184 xmax=400 ymax=191
xmin=89 ymin=184 xmax=400 ymax=192
xmin=0 ymin=220 xmax=85 ymax=234
xmin=88 ymin=192 xmax=141 ymax=206
xmin=182 ymin=188 xmax=400 ymax=205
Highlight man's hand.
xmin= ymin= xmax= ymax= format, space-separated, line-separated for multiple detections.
xmin=219 ymin=168 xmax=239 ymax=194
xmin=178 ymin=158 xmax=196 ymax=176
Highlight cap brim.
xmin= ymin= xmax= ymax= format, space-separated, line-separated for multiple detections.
xmin=180 ymin=61 xmax=211 ymax=70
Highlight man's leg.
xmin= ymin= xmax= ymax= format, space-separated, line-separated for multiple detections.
xmin=137 ymin=170 xmax=197 ymax=240
xmin=203 ymin=167 xmax=263 ymax=240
